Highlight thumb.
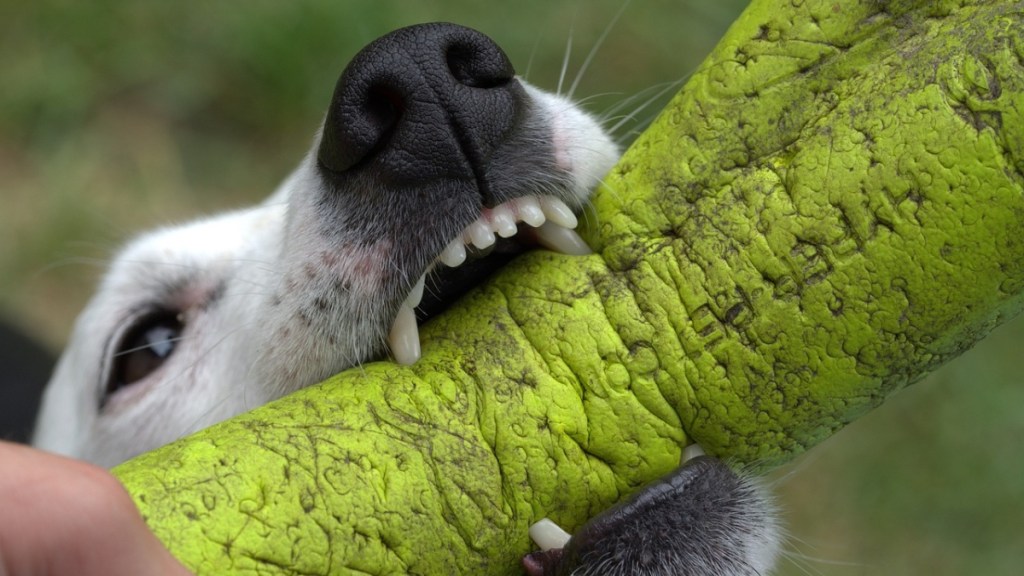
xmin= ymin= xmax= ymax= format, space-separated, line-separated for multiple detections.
xmin=0 ymin=441 xmax=192 ymax=576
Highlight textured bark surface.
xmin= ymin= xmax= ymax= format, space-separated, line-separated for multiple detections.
xmin=115 ymin=1 xmax=1024 ymax=574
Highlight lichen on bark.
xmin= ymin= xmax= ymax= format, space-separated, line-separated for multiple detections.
xmin=115 ymin=1 xmax=1024 ymax=574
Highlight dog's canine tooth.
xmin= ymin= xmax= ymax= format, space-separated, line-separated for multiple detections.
xmin=516 ymin=197 xmax=546 ymax=228
xmin=683 ymin=443 xmax=706 ymax=462
xmin=388 ymin=303 xmax=421 ymax=366
xmin=491 ymin=205 xmax=518 ymax=238
xmin=529 ymin=518 xmax=572 ymax=551
xmin=440 ymin=237 xmax=468 ymax=268
xmin=538 ymin=197 xmax=578 ymax=229
xmin=407 ymin=273 xmax=426 ymax=308
xmin=533 ymin=221 xmax=592 ymax=255
xmin=385 ymin=273 xmax=429 ymax=365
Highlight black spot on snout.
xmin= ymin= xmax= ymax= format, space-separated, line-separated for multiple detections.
xmin=317 ymin=22 xmax=522 ymax=203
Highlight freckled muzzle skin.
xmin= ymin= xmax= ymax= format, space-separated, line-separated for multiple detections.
xmin=115 ymin=1 xmax=1024 ymax=575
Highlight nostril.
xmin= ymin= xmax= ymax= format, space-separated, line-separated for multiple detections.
xmin=318 ymin=80 xmax=408 ymax=176
xmin=446 ymin=41 xmax=514 ymax=89
xmin=365 ymin=83 xmax=404 ymax=137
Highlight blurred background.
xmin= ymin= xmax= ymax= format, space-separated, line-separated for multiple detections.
xmin=1 ymin=1 xmax=1021 ymax=574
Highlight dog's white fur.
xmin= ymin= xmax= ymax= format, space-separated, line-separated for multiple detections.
xmin=32 ymin=83 xmax=618 ymax=467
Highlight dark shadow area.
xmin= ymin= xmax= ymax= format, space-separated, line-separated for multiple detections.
xmin=0 ymin=320 xmax=52 ymax=443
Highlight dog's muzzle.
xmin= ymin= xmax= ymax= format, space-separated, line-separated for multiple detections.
xmin=301 ymin=23 xmax=612 ymax=366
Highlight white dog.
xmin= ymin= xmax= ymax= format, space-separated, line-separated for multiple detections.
xmin=32 ymin=23 xmax=616 ymax=467
xmin=32 ymin=23 xmax=779 ymax=575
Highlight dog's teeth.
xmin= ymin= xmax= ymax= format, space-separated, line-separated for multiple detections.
xmin=388 ymin=304 xmax=421 ymax=366
xmin=517 ymin=197 xmax=546 ymax=228
xmin=440 ymin=238 xmax=467 ymax=267
xmin=683 ymin=443 xmax=706 ymax=462
xmin=533 ymin=221 xmax=591 ymax=255
xmin=539 ymin=197 xmax=578 ymax=229
xmin=529 ymin=518 xmax=572 ymax=551
xmin=491 ymin=205 xmax=518 ymax=238
xmin=467 ymin=220 xmax=496 ymax=249
xmin=406 ymin=273 xmax=426 ymax=308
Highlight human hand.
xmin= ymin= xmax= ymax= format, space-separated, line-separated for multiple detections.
xmin=0 ymin=441 xmax=192 ymax=576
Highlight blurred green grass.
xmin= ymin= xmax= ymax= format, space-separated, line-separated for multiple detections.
xmin=1 ymin=1 xmax=1021 ymax=574
xmin=0 ymin=0 xmax=743 ymax=345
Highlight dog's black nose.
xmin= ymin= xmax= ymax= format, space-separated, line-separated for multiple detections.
xmin=318 ymin=23 xmax=521 ymax=188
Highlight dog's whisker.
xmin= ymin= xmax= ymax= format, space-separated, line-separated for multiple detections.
xmin=557 ymin=22 xmax=574 ymax=97
xmin=522 ymin=35 xmax=541 ymax=82
xmin=155 ymin=315 xmax=264 ymax=387
xmin=777 ymin=532 xmax=867 ymax=576
xmin=566 ymin=0 xmax=631 ymax=101
xmin=111 ymin=335 xmax=191 ymax=359
xmin=605 ymin=78 xmax=689 ymax=138
xmin=567 ymin=90 xmax=626 ymax=111
xmin=31 ymin=256 xmax=119 ymax=277
xmin=598 ymin=78 xmax=685 ymax=118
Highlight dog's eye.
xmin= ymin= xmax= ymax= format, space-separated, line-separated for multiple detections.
xmin=106 ymin=311 xmax=183 ymax=400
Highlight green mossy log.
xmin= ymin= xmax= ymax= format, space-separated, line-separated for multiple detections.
xmin=115 ymin=1 xmax=1024 ymax=574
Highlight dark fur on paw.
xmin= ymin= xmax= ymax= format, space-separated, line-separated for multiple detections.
xmin=523 ymin=455 xmax=780 ymax=576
